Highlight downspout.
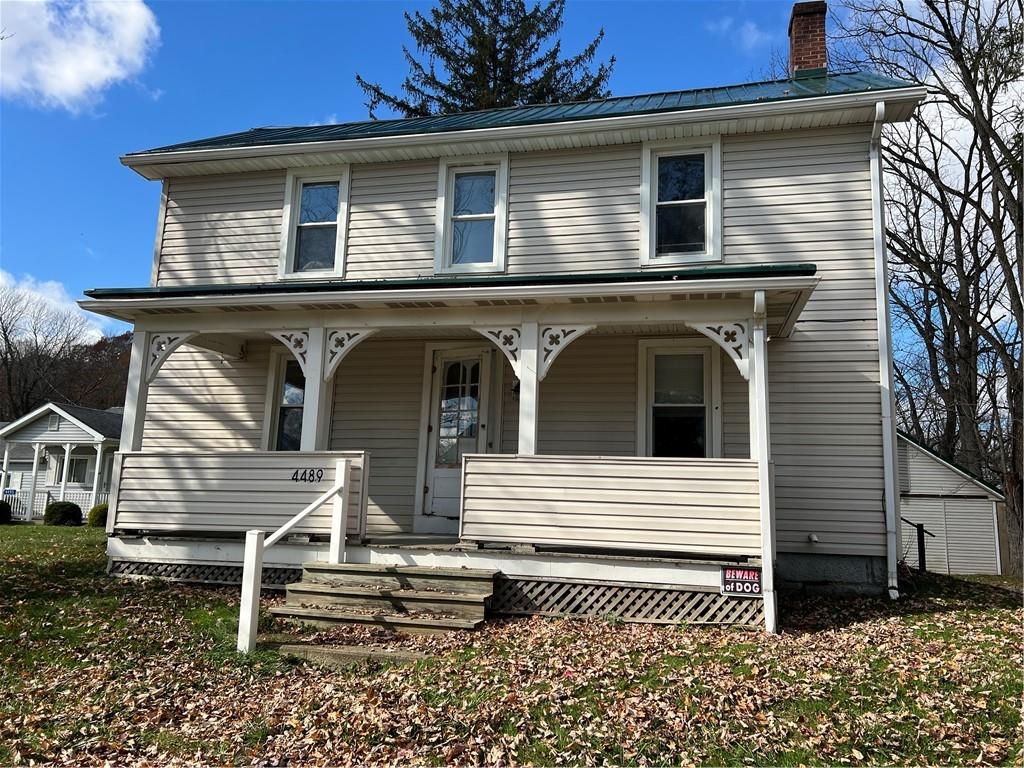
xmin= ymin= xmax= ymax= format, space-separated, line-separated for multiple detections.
xmin=870 ymin=101 xmax=901 ymax=600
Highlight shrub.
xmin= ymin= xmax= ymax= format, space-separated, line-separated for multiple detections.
xmin=44 ymin=501 xmax=82 ymax=526
xmin=87 ymin=502 xmax=108 ymax=528
xmin=0 ymin=499 xmax=11 ymax=525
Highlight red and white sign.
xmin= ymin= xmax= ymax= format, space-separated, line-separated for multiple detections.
xmin=721 ymin=566 xmax=762 ymax=597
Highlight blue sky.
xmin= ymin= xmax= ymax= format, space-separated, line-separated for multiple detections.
xmin=0 ymin=0 xmax=795 ymax=335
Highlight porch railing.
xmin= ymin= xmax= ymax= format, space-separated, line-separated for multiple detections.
xmin=460 ymin=454 xmax=762 ymax=558
xmin=108 ymin=450 xmax=369 ymax=537
xmin=237 ymin=458 xmax=352 ymax=653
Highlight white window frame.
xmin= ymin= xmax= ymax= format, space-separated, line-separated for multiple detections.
xmin=278 ymin=165 xmax=350 ymax=279
xmin=636 ymin=338 xmax=722 ymax=458
xmin=639 ymin=137 xmax=722 ymax=267
xmin=53 ymin=455 xmax=89 ymax=485
xmin=434 ymin=154 xmax=509 ymax=275
xmin=48 ymin=414 xmax=61 ymax=431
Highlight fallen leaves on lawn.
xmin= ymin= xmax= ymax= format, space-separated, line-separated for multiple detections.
xmin=1 ymin=528 xmax=1021 ymax=766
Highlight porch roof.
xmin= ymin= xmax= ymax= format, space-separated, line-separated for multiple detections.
xmin=81 ymin=264 xmax=818 ymax=337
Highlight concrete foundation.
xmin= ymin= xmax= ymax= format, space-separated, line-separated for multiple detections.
xmin=776 ymin=553 xmax=886 ymax=595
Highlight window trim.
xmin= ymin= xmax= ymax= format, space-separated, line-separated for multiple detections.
xmin=434 ymin=154 xmax=509 ymax=275
xmin=639 ymin=137 xmax=722 ymax=267
xmin=636 ymin=338 xmax=722 ymax=458
xmin=278 ymin=165 xmax=350 ymax=280
xmin=53 ymin=455 xmax=89 ymax=485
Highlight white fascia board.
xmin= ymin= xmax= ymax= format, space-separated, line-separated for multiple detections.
xmin=0 ymin=403 xmax=106 ymax=442
xmin=79 ymin=275 xmax=820 ymax=320
xmin=121 ymin=87 xmax=928 ymax=179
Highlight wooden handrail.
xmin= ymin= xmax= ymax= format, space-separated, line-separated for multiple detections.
xmin=237 ymin=457 xmax=351 ymax=653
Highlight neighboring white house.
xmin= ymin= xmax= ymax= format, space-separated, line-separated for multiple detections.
xmin=79 ymin=2 xmax=931 ymax=632
xmin=0 ymin=403 xmax=123 ymax=520
xmin=898 ymin=432 xmax=1005 ymax=576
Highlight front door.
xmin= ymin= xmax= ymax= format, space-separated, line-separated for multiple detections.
xmin=419 ymin=347 xmax=492 ymax=534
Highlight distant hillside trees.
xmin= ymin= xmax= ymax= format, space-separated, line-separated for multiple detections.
xmin=0 ymin=283 xmax=131 ymax=421
xmin=355 ymin=0 xmax=615 ymax=118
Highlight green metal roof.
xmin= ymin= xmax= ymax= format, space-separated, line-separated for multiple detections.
xmin=132 ymin=71 xmax=917 ymax=156
xmin=84 ymin=263 xmax=817 ymax=300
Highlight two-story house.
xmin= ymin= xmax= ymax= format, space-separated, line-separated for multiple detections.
xmin=81 ymin=2 xmax=926 ymax=634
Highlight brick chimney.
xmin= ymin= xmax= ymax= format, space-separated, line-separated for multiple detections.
xmin=788 ymin=1 xmax=828 ymax=77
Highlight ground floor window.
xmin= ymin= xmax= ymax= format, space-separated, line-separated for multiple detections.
xmin=52 ymin=455 xmax=88 ymax=484
xmin=638 ymin=341 xmax=718 ymax=458
xmin=274 ymin=359 xmax=305 ymax=451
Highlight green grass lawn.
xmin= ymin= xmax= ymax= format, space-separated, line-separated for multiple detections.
xmin=1 ymin=525 xmax=1020 ymax=766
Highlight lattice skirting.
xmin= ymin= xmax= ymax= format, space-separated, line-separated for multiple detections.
xmin=109 ymin=559 xmax=300 ymax=589
xmin=491 ymin=576 xmax=765 ymax=626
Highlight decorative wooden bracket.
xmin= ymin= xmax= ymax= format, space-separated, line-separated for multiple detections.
xmin=539 ymin=325 xmax=594 ymax=381
xmin=474 ymin=326 xmax=522 ymax=378
xmin=686 ymin=321 xmax=750 ymax=380
xmin=324 ymin=329 xmax=378 ymax=380
xmin=268 ymin=330 xmax=312 ymax=376
xmin=146 ymin=332 xmax=197 ymax=383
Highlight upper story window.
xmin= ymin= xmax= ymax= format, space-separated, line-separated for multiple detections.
xmin=640 ymin=138 xmax=721 ymax=267
xmin=279 ymin=167 xmax=349 ymax=278
xmin=435 ymin=155 xmax=508 ymax=274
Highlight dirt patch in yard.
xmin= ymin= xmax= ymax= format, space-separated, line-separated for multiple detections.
xmin=1 ymin=526 xmax=1020 ymax=766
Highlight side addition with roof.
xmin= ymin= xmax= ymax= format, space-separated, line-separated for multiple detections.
xmin=80 ymin=2 xmax=930 ymax=632
xmin=897 ymin=433 xmax=1006 ymax=575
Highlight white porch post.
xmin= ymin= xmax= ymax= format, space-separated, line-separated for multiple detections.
xmin=749 ymin=290 xmax=777 ymax=634
xmin=518 ymin=321 xmax=540 ymax=455
xmin=58 ymin=443 xmax=72 ymax=502
xmin=1 ymin=443 xmax=8 ymax=494
xmin=121 ymin=330 xmax=150 ymax=452
xmin=90 ymin=443 xmax=104 ymax=509
xmin=27 ymin=443 xmax=41 ymax=520
xmin=300 ymin=326 xmax=329 ymax=451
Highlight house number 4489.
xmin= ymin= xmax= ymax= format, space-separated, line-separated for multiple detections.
xmin=291 ymin=469 xmax=324 ymax=483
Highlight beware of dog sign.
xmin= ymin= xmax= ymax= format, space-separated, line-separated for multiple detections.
xmin=721 ymin=566 xmax=762 ymax=597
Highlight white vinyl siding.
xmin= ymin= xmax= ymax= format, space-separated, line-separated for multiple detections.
xmin=897 ymin=438 xmax=992 ymax=496
xmin=505 ymin=146 xmax=640 ymax=274
xmin=141 ymin=343 xmax=271 ymax=451
xmin=112 ymin=451 xmax=366 ymax=536
xmin=345 ymin=161 xmax=438 ymax=280
xmin=156 ymin=172 xmax=285 ymax=286
xmin=461 ymin=455 xmax=761 ymax=556
xmin=7 ymin=414 xmax=95 ymax=444
xmin=329 ymin=338 xmax=426 ymax=535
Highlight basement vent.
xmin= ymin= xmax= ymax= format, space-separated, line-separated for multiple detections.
xmin=568 ymin=295 xmax=637 ymax=304
xmin=141 ymin=307 xmax=196 ymax=315
xmin=492 ymin=576 xmax=764 ymax=626
xmin=474 ymin=298 xmax=540 ymax=307
xmin=385 ymin=300 xmax=449 ymax=309
xmin=219 ymin=304 xmax=277 ymax=313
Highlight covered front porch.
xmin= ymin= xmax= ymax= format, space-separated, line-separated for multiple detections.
xmin=89 ymin=268 xmax=818 ymax=631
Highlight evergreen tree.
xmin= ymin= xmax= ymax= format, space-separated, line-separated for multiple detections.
xmin=355 ymin=0 xmax=615 ymax=118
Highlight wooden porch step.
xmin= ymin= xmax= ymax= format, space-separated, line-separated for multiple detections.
xmin=268 ymin=604 xmax=480 ymax=633
xmin=284 ymin=582 xmax=487 ymax=621
xmin=301 ymin=562 xmax=497 ymax=596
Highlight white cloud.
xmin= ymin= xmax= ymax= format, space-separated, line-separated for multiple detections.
xmin=0 ymin=0 xmax=160 ymax=113
xmin=705 ymin=14 xmax=775 ymax=53
xmin=308 ymin=113 xmax=339 ymax=126
xmin=0 ymin=269 xmax=114 ymax=341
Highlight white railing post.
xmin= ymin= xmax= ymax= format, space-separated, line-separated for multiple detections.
xmin=328 ymin=458 xmax=350 ymax=564
xmin=237 ymin=529 xmax=266 ymax=653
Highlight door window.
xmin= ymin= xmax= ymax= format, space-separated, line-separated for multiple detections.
xmin=649 ymin=352 xmax=707 ymax=457
xmin=275 ymin=359 xmax=305 ymax=451
xmin=435 ymin=360 xmax=481 ymax=467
